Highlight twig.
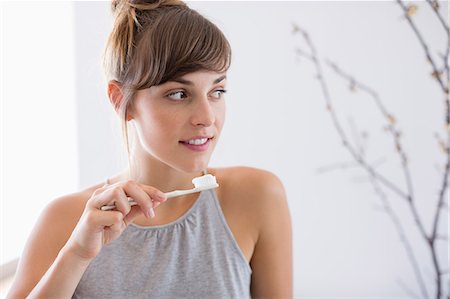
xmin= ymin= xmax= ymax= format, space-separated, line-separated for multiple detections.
xmin=326 ymin=60 xmax=390 ymax=118
xmin=368 ymin=150 xmax=429 ymax=298
xmin=435 ymin=234 xmax=448 ymax=241
xmin=396 ymin=2 xmax=450 ymax=298
xmin=295 ymin=27 xmax=410 ymax=201
xmin=315 ymin=161 xmax=360 ymax=174
xmin=293 ymin=1 xmax=450 ymax=295
xmin=328 ymin=56 xmax=419 ymax=204
xmin=324 ymin=60 xmax=432 ymax=243
xmin=425 ymin=0 xmax=450 ymax=88
xmin=348 ymin=117 xmax=367 ymax=157
xmin=396 ymin=0 xmax=447 ymax=94
xmin=425 ymin=0 xmax=450 ymax=39
xmin=293 ymin=25 xmax=430 ymax=299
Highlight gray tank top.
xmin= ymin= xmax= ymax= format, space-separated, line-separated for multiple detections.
xmin=72 ymin=171 xmax=252 ymax=298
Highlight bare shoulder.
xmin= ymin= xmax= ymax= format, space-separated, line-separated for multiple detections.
xmin=44 ymin=180 xmax=106 ymax=224
xmin=212 ymin=166 xmax=287 ymax=204
xmin=21 ymin=189 xmax=91 ymax=256
xmin=17 ymin=189 xmax=92 ymax=260
xmin=41 ymin=190 xmax=90 ymax=231
xmin=210 ymin=165 xmax=289 ymax=230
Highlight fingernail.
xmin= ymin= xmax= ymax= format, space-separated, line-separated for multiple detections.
xmin=148 ymin=207 xmax=155 ymax=218
xmin=153 ymin=201 xmax=161 ymax=208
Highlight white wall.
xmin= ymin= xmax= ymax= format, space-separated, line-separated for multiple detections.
xmin=1 ymin=1 xmax=78 ymax=271
xmin=2 ymin=1 xmax=448 ymax=298
xmin=73 ymin=1 xmax=124 ymax=189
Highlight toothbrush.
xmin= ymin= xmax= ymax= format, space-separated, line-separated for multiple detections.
xmin=100 ymin=174 xmax=219 ymax=211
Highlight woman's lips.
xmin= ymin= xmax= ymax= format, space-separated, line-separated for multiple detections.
xmin=179 ymin=138 xmax=212 ymax=152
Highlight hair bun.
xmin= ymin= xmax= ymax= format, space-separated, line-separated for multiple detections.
xmin=112 ymin=0 xmax=185 ymax=14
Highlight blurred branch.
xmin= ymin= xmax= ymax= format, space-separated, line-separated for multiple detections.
xmin=396 ymin=1 xmax=447 ymax=93
xmin=396 ymin=2 xmax=450 ymax=298
xmin=315 ymin=160 xmax=360 ymax=174
xmin=294 ymin=35 xmax=409 ymax=201
xmin=370 ymin=172 xmax=429 ymax=299
xmin=425 ymin=0 xmax=450 ymax=38
xmin=325 ymin=61 xmax=420 ymax=235
xmin=292 ymin=1 xmax=450 ymax=296
xmin=348 ymin=117 xmax=368 ymax=158
xmin=293 ymin=24 xmax=430 ymax=297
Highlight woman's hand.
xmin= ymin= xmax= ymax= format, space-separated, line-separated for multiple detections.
xmin=63 ymin=180 xmax=167 ymax=261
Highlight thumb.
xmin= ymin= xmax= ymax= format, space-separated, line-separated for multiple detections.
xmin=123 ymin=205 xmax=146 ymax=226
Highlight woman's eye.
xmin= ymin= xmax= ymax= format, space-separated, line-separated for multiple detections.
xmin=167 ymin=91 xmax=187 ymax=101
xmin=211 ymin=89 xmax=227 ymax=99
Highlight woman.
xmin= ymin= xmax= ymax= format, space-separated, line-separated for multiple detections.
xmin=7 ymin=0 xmax=292 ymax=298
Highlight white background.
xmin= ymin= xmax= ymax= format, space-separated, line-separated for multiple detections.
xmin=1 ymin=1 xmax=449 ymax=297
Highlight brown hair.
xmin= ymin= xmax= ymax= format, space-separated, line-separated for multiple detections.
xmin=103 ymin=0 xmax=231 ymax=166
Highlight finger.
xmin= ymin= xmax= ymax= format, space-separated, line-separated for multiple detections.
xmin=87 ymin=185 xmax=131 ymax=216
xmin=120 ymin=180 xmax=156 ymax=218
xmin=85 ymin=209 xmax=124 ymax=228
xmin=107 ymin=186 xmax=131 ymax=216
xmin=137 ymin=183 xmax=167 ymax=203
xmin=91 ymin=184 xmax=109 ymax=197
xmin=123 ymin=205 xmax=144 ymax=226
xmin=108 ymin=217 xmax=126 ymax=234
xmin=102 ymin=219 xmax=126 ymax=245
xmin=86 ymin=185 xmax=123 ymax=209
xmin=103 ymin=180 xmax=167 ymax=204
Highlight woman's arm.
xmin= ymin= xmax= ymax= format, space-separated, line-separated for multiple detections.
xmin=249 ymin=171 xmax=293 ymax=298
xmin=7 ymin=180 xmax=166 ymax=298
xmin=25 ymin=247 xmax=93 ymax=298
xmin=6 ymin=196 xmax=91 ymax=298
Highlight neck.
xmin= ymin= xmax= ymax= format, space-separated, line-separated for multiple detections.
xmin=130 ymin=158 xmax=205 ymax=193
xmin=109 ymin=141 xmax=210 ymax=225
xmin=114 ymin=141 xmax=206 ymax=193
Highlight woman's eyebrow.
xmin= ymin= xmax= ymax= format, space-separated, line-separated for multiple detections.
xmin=171 ymin=75 xmax=227 ymax=85
xmin=213 ymin=75 xmax=227 ymax=84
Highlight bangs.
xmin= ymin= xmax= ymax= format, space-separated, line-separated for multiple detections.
xmin=127 ymin=7 xmax=231 ymax=89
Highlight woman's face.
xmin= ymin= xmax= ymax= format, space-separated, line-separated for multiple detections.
xmin=130 ymin=70 xmax=227 ymax=173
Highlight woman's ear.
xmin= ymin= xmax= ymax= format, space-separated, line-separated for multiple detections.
xmin=107 ymin=80 xmax=133 ymax=121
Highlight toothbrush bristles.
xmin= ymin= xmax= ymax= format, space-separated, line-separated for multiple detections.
xmin=192 ymin=174 xmax=218 ymax=188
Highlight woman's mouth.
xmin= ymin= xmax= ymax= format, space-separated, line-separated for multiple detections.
xmin=179 ymin=137 xmax=213 ymax=152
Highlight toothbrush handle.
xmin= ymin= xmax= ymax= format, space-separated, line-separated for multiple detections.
xmin=165 ymin=188 xmax=198 ymax=198
xmin=100 ymin=189 xmax=198 ymax=211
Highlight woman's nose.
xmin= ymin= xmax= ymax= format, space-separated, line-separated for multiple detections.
xmin=191 ymin=95 xmax=215 ymax=127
